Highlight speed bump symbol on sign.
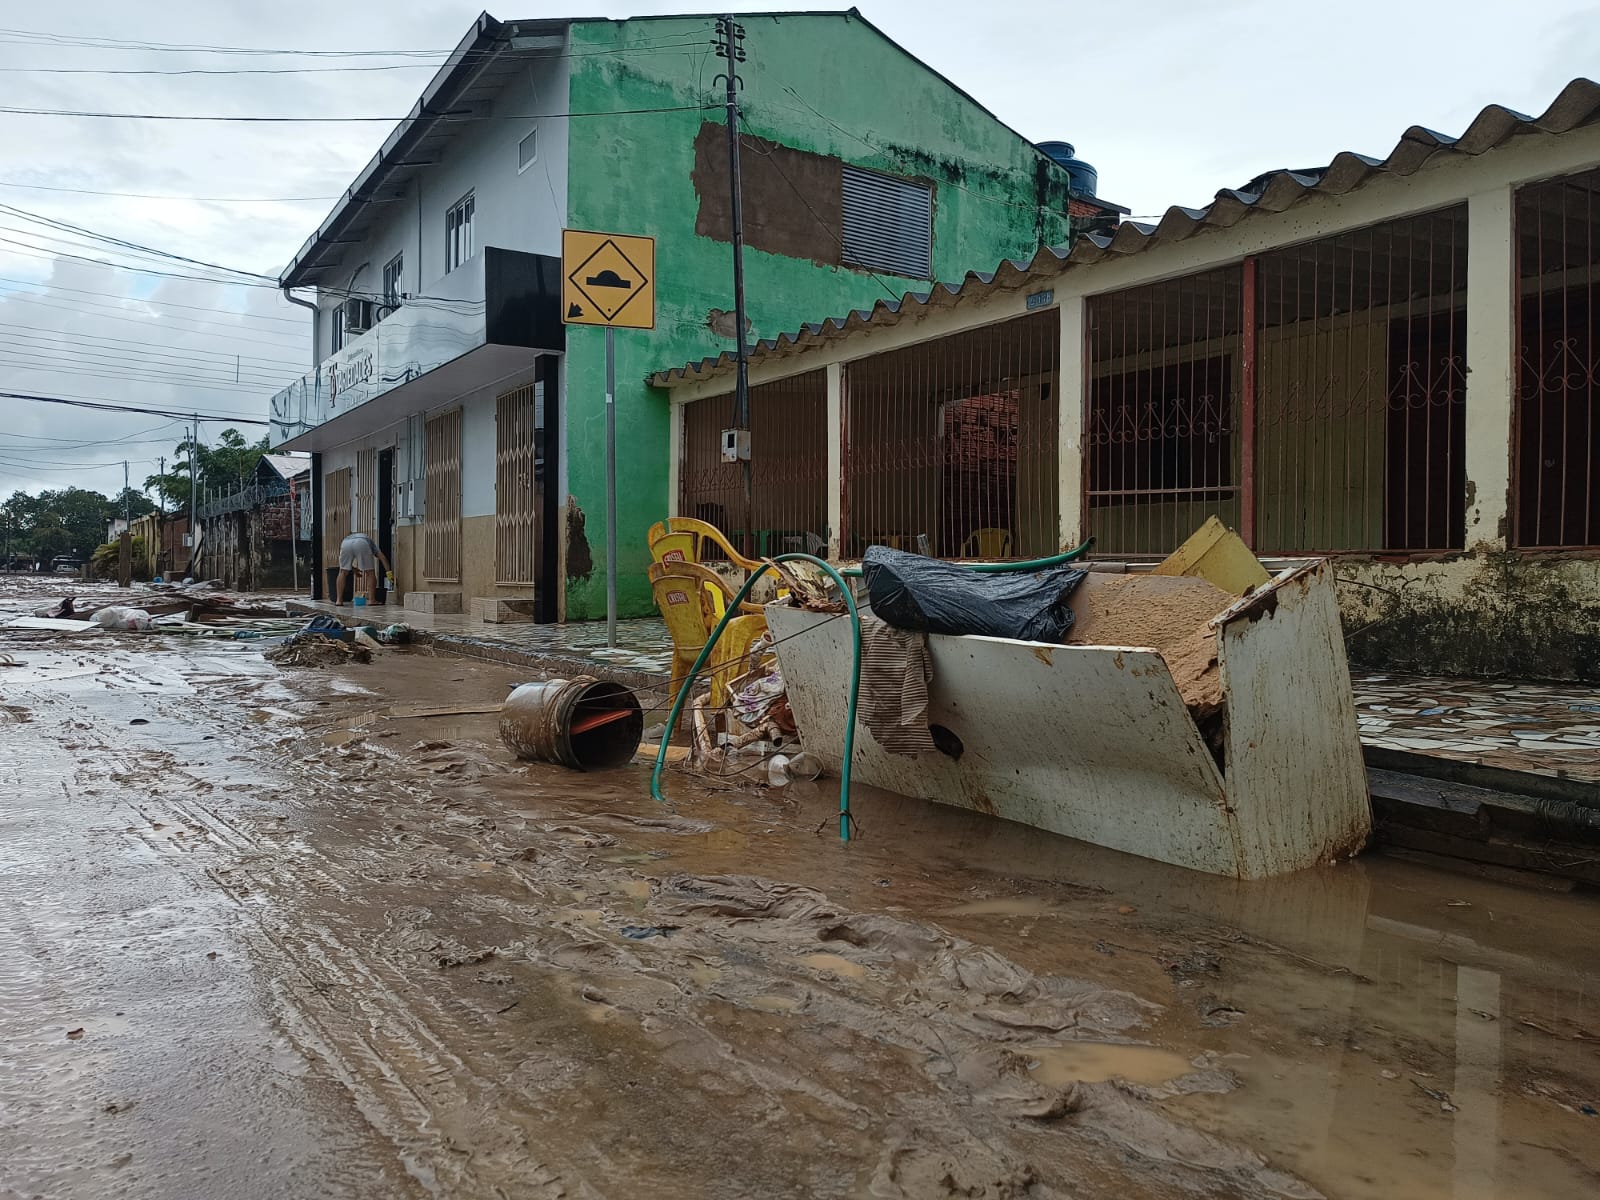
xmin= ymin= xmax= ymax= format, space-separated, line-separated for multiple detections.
xmin=561 ymin=229 xmax=655 ymax=329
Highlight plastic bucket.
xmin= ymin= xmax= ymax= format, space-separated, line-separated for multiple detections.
xmin=499 ymin=676 xmax=643 ymax=770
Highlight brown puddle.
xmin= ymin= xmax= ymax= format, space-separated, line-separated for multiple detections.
xmin=1024 ymin=1041 xmax=1192 ymax=1087
xmin=795 ymin=952 xmax=870 ymax=980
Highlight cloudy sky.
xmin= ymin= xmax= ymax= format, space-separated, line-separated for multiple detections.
xmin=0 ymin=0 xmax=1592 ymax=501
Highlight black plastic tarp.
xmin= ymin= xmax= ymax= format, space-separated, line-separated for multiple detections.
xmin=862 ymin=547 xmax=1086 ymax=643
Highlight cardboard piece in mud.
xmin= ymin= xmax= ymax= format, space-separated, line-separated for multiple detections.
xmin=768 ymin=559 xmax=1371 ymax=880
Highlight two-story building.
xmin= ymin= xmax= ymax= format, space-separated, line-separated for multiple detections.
xmin=266 ymin=9 xmax=1118 ymax=624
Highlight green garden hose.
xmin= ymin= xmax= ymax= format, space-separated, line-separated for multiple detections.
xmin=651 ymin=538 xmax=1093 ymax=842
xmin=651 ymin=553 xmax=862 ymax=842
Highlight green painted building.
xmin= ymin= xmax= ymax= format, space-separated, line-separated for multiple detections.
xmin=268 ymin=10 xmax=1106 ymax=621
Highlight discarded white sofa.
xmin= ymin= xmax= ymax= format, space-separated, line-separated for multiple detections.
xmin=767 ymin=560 xmax=1371 ymax=879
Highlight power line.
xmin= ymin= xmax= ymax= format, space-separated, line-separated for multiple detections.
xmin=0 ymin=320 xmax=300 ymax=369
xmin=0 ymin=102 xmax=718 ymax=123
xmin=0 ymin=347 xmax=290 ymax=392
xmin=0 ymin=389 xmax=269 ymax=424
xmin=0 ymin=26 xmax=702 ymax=59
xmin=0 ymin=220 xmax=260 ymax=280
xmin=0 ymin=233 xmax=282 ymax=290
xmin=0 ymin=179 xmax=342 ymax=203
xmin=0 ymin=201 xmax=276 ymax=283
xmin=0 ymin=290 xmax=307 ymax=347
xmin=0 ymin=271 xmax=308 ymax=324
xmin=0 ymin=37 xmax=707 ymax=74
xmin=0 ymin=419 xmax=186 ymax=449
xmin=0 ymin=353 xmax=277 ymax=393
xmin=0 ymin=451 xmax=159 ymax=469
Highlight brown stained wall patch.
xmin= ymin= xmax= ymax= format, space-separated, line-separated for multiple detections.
xmin=693 ymin=122 xmax=843 ymax=266
xmin=565 ymin=498 xmax=594 ymax=583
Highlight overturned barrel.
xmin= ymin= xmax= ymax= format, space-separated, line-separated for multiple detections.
xmin=499 ymin=676 xmax=643 ymax=770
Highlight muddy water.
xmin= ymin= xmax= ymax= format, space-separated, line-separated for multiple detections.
xmin=1 ymin=612 xmax=1596 ymax=1198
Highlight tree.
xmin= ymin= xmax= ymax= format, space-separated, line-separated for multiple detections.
xmin=8 ymin=488 xmax=119 ymax=562
xmin=144 ymin=428 xmax=269 ymax=508
xmin=112 ymin=488 xmax=156 ymax=521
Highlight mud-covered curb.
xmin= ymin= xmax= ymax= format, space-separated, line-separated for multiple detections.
xmin=285 ymin=601 xmax=673 ymax=698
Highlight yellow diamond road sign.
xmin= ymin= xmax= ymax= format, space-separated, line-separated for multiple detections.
xmin=562 ymin=229 xmax=655 ymax=330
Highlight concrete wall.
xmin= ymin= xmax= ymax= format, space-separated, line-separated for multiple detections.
xmin=562 ymin=12 xmax=1077 ymax=619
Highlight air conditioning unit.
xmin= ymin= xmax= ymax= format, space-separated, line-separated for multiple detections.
xmin=342 ymin=298 xmax=374 ymax=335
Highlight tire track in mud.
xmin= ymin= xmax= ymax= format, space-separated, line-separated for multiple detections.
xmin=35 ymin=677 xmax=576 ymax=1200
xmin=137 ymin=785 xmax=579 ymax=1197
xmin=25 ymin=641 xmax=1327 ymax=1199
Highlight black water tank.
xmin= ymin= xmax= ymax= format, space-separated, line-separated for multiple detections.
xmin=1037 ymin=141 xmax=1098 ymax=200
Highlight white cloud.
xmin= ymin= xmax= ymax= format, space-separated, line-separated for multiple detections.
xmin=0 ymin=0 xmax=1586 ymax=496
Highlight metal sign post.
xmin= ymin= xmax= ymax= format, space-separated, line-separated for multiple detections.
xmin=561 ymin=228 xmax=656 ymax=649
xmin=604 ymin=326 xmax=617 ymax=647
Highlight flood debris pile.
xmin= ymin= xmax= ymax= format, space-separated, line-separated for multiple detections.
xmin=8 ymin=583 xmax=301 ymax=640
xmin=857 ymin=521 xmax=1262 ymax=739
xmin=265 ymin=635 xmax=373 ymax=668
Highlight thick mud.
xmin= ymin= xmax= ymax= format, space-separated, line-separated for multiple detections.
xmin=1 ymin=596 xmax=1596 ymax=1198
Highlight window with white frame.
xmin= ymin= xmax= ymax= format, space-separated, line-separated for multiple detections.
xmin=445 ymin=192 xmax=475 ymax=273
xmin=517 ymin=128 xmax=538 ymax=174
xmin=841 ymin=164 xmax=933 ymax=279
xmin=330 ymin=304 xmax=346 ymax=353
xmin=382 ymin=252 xmax=404 ymax=308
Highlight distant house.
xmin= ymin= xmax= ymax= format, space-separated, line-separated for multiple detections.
xmin=194 ymin=454 xmax=311 ymax=588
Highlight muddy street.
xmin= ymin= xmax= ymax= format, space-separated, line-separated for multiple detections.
xmin=1 ymin=613 xmax=1596 ymax=1198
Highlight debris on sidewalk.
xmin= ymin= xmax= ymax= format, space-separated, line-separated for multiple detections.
xmin=265 ymin=634 xmax=373 ymax=668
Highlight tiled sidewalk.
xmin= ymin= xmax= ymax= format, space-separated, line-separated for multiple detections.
xmin=286 ymin=598 xmax=675 ymax=685
xmin=1352 ymin=672 xmax=1600 ymax=783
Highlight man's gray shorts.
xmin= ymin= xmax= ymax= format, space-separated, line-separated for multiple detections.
xmin=338 ymin=534 xmax=375 ymax=572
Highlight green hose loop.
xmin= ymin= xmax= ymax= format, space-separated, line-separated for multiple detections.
xmin=651 ymin=553 xmax=862 ymax=842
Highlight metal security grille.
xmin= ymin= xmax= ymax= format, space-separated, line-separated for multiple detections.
xmin=1086 ymin=268 xmax=1243 ymax=556
xmin=424 ymin=409 xmax=462 ymax=582
xmin=841 ymin=165 xmax=933 ymax=279
xmin=1257 ymin=207 xmax=1467 ymax=554
xmin=1515 ymin=168 xmax=1600 ymax=548
xmin=322 ymin=467 xmax=351 ymax=568
xmin=495 ymin=383 xmax=540 ymax=584
xmin=1085 ymin=208 xmax=1467 ymax=558
xmin=354 ymin=447 xmax=376 ymax=535
xmin=844 ymin=308 xmax=1059 ymax=558
xmin=680 ymin=369 xmax=829 ymax=557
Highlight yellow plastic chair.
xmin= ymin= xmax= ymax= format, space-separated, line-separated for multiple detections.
xmin=647 ymin=517 xmax=762 ymax=573
xmin=707 ymin=613 xmax=769 ymax=712
xmin=648 ymin=561 xmax=765 ymax=700
xmin=648 ymin=529 xmax=697 ymax=566
xmin=961 ymin=528 xmax=1013 ymax=558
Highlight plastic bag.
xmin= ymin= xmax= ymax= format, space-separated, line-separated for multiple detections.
xmin=862 ymin=546 xmax=1086 ymax=642
xmin=91 ymin=605 xmax=155 ymax=632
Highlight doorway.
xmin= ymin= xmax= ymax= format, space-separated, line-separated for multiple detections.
xmin=377 ymin=447 xmax=395 ymax=601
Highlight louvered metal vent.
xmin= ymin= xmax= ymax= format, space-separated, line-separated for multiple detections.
xmin=841 ymin=164 xmax=933 ymax=278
